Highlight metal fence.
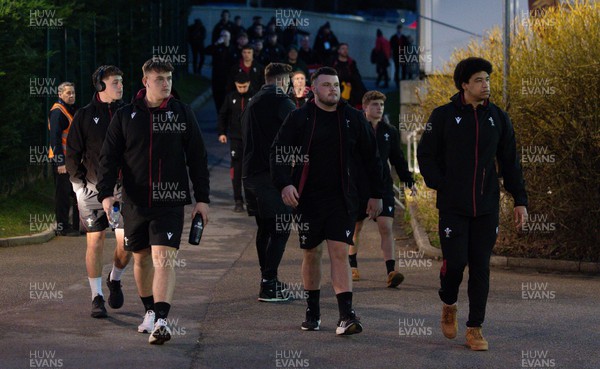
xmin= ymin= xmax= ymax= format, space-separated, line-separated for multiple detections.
xmin=0 ymin=0 xmax=190 ymax=198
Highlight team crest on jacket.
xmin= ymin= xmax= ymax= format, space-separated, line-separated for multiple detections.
xmin=131 ymin=112 xmax=136 ymax=119
xmin=93 ymin=117 xmax=99 ymax=124
xmin=384 ymin=133 xmax=390 ymax=141
xmin=444 ymin=227 xmax=452 ymax=238
xmin=488 ymin=117 xmax=495 ymax=126
xmin=454 ymin=117 xmax=462 ymax=124
xmin=232 ymin=99 xmax=236 ymax=104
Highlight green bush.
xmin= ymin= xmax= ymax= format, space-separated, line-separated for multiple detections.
xmin=414 ymin=0 xmax=600 ymax=261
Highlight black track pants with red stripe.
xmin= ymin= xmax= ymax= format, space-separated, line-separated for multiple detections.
xmin=438 ymin=211 xmax=499 ymax=327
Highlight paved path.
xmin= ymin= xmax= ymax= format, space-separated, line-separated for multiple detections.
xmin=1 ymin=84 xmax=598 ymax=369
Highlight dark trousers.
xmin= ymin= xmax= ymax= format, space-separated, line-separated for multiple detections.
xmin=438 ymin=211 xmax=498 ymax=327
xmin=376 ymin=63 xmax=389 ymax=87
xmin=190 ymin=44 xmax=205 ymax=73
xmin=53 ymin=170 xmax=78 ymax=231
xmin=230 ymin=138 xmax=244 ymax=202
xmin=244 ymin=173 xmax=291 ymax=280
xmin=212 ymin=77 xmax=227 ymax=113
xmin=394 ymin=60 xmax=408 ymax=84
xmin=254 ymin=215 xmax=290 ymax=280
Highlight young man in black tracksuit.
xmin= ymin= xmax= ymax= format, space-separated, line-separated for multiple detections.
xmin=66 ymin=65 xmax=132 ymax=318
xmin=242 ymin=63 xmax=296 ymax=302
xmin=218 ymin=73 xmax=254 ymax=212
xmin=97 ymin=59 xmax=210 ymax=345
xmin=417 ymin=57 xmax=528 ymax=351
xmin=351 ymin=90 xmax=416 ymax=288
xmin=271 ymin=67 xmax=384 ymax=335
xmin=228 ymin=45 xmax=264 ymax=94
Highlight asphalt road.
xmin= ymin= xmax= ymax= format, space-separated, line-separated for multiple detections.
xmin=1 ymin=84 xmax=598 ymax=369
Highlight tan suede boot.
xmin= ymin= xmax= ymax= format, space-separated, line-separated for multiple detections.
xmin=465 ymin=327 xmax=489 ymax=351
xmin=441 ymin=304 xmax=458 ymax=339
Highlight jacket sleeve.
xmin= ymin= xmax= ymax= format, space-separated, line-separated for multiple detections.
xmin=417 ymin=108 xmax=445 ymax=190
xmin=389 ymin=126 xmax=414 ymax=187
xmin=357 ymin=111 xmax=384 ymax=198
xmin=65 ymin=110 xmax=87 ymax=192
xmin=217 ymin=94 xmax=231 ymax=136
xmin=97 ymin=110 xmax=126 ymax=203
xmin=49 ymin=109 xmax=67 ymax=166
xmin=184 ymin=105 xmax=211 ymax=204
xmin=270 ymin=109 xmax=300 ymax=192
xmin=277 ymin=96 xmax=296 ymax=123
xmin=496 ymin=110 xmax=528 ymax=207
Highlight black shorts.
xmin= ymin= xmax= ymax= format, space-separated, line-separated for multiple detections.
xmin=76 ymin=183 xmax=123 ymax=232
xmin=121 ymin=202 xmax=184 ymax=251
xmin=243 ymin=172 xmax=290 ymax=219
xmin=297 ymin=196 xmax=356 ymax=249
xmin=356 ymin=192 xmax=395 ymax=222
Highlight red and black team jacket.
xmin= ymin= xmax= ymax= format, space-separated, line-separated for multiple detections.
xmin=217 ymin=89 xmax=254 ymax=140
xmin=97 ymin=89 xmax=210 ymax=207
xmin=270 ymin=99 xmax=385 ymax=216
xmin=66 ymin=93 xmax=124 ymax=192
xmin=417 ymin=92 xmax=528 ymax=217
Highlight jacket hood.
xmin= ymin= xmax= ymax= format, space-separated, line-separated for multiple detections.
xmin=91 ymin=92 xmax=123 ymax=109
xmin=132 ymin=88 xmax=172 ymax=110
xmin=450 ymin=91 xmax=490 ymax=110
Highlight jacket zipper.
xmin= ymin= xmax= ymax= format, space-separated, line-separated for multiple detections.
xmin=337 ymin=110 xmax=348 ymax=194
xmin=481 ymin=168 xmax=485 ymax=195
xmin=148 ymin=108 xmax=153 ymax=207
xmin=472 ymin=109 xmax=479 ymax=217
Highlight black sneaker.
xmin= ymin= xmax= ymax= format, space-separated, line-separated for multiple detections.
xmin=301 ymin=308 xmax=321 ymax=331
xmin=336 ymin=311 xmax=362 ymax=335
xmin=91 ymin=295 xmax=108 ymax=318
xmin=106 ymin=272 xmax=124 ymax=309
xmin=258 ymin=279 xmax=290 ymax=302
xmin=233 ymin=201 xmax=245 ymax=213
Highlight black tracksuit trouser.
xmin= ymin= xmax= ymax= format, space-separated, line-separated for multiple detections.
xmin=438 ymin=211 xmax=499 ymax=327
xmin=230 ymin=138 xmax=243 ymax=202
xmin=53 ymin=170 xmax=79 ymax=231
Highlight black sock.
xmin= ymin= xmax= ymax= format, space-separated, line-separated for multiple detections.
xmin=154 ymin=302 xmax=171 ymax=320
xmin=140 ymin=295 xmax=154 ymax=313
xmin=386 ymin=259 xmax=396 ymax=275
xmin=306 ymin=290 xmax=320 ymax=317
xmin=336 ymin=292 xmax=353 ymax=319
xmin=349 ymin=253 xmax=358 ymax=268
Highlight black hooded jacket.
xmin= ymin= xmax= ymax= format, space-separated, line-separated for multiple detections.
xmin=417 ymin=92 xmax=527 ymax=217
xmin=358 ymin=120 xmax=414 ymax=199
xmin=97 ymin=89 xmax=210 ymax=207
xmin=270 ymin=99 xmax=385 ymax=216
xmin=66 ymin=93 xmax=124 ymax=192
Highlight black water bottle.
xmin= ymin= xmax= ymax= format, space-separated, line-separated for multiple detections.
xmin=188 ymin=213 xmax=204 ymax=245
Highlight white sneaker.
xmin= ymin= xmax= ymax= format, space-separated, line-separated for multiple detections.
xmin=149 ymin=318 xmax=172 ymax=345
xmin=138 ymin=310 xmax=155 ymax=333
